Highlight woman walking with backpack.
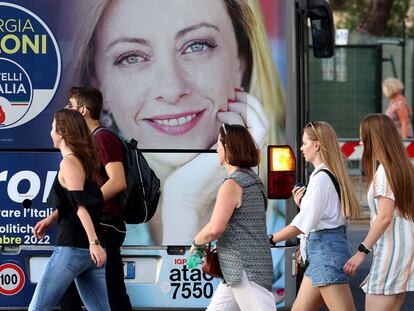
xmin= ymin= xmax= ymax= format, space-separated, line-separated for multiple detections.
xmin=270 ymin=121 xmax=359 ymax=311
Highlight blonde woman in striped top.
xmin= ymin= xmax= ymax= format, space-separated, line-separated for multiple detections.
xmin=344 ymin=113 xmax=414 ymax=311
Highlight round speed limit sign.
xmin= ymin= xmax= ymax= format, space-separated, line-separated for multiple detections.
xmin=0 ymin=263 xmax=25 ymax=296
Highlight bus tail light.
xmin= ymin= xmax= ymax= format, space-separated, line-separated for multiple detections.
xmin=267 ymin=145 xmax=296 ymax=199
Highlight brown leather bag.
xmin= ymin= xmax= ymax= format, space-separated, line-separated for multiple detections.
xmin=202 ymin=244 xmax=223 ymax=278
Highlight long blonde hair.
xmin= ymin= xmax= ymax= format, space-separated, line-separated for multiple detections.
xmin=223 ymin=0 xmax=285 ymax=131
xmin=223 ymin=0 xmax=285 ymax=179
xmin=305 ymin=121 xmax=360 ymax=218
xmin=360 ymin=114 xmax=414 ymax=220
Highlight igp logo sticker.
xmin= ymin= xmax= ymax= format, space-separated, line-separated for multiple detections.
xmin=0 ymin=2 xmax=61 ymax=129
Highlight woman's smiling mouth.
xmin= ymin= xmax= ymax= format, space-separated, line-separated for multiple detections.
xmin=153 ymin=113 xmax=197 ymax=126
xmin=144 ymin=110 xmax=206 ymax=136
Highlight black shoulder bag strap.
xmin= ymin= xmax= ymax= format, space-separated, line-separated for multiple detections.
xmin=315 ymin=169 xmax=341 ymax=201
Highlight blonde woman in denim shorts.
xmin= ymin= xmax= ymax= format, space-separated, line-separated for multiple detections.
xmin=270 ymin=121 xmax=360 ymax=311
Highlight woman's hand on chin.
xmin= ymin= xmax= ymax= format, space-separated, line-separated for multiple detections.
xmin=217 ymin=91 xmax=270 ymax=149
xmin=161 ymin=150 xmax=227 ymax=245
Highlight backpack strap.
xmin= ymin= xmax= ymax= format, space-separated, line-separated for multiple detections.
xmin=92 ymin=127 xmax=138 ymax=148
xmin=92 ymin=126 xmax=112 ymax=136
xmin=315 ymin=168 xmax=341 ymax=201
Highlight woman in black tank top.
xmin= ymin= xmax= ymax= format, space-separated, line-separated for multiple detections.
xmin=29 ymin=109 xmax=110 ymax=311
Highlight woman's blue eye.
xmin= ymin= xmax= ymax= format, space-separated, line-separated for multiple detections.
xmin=123 ymin=55 xmax=140 ymax=64
xmin=183 ymin=40 xmax=217 ymax=55
xmin=114 ymin=53 xmax=148 ymax=66
xmin=187 ymin=43 xmax=207 ymax=53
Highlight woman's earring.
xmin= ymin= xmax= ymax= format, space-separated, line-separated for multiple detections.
xmin=100 ymin=110 xmax=113 ymax=127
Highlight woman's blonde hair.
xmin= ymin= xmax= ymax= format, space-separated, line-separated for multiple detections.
xmin=224 ymin=0 xmax=285 ymax=131
xmin=360 ymin=114 xmax=414 ymax=220
xmin=222 ymin=0 xmax=285 ymax=178
xmin=382 ymin=77 xmax=404 ymax=98
xmin=304 ymin=121 xmax=360 ymax=219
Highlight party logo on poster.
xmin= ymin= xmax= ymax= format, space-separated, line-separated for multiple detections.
xmin=0 ymin=2 xmax=61 ymax=129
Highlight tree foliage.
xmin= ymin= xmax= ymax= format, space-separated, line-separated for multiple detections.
xmin=331 ymin=0 xmax=412 ymax=37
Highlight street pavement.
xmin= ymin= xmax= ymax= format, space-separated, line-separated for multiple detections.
xmin=319 ymin=222 xmax=414 ymax=311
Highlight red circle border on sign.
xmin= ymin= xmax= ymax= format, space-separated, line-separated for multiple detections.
xmin=0 ymin=263 xmax=25 ymax=296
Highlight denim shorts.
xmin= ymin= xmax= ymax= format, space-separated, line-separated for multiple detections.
xmin=304 ymin=226 xmax=352 ymax=287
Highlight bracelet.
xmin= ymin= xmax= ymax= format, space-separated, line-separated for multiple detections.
xmin=358 ymin=242 xmax=371 ymax=254
xmin=192 ymin=240 xmax=206 ymax=248
xmin=268 ymin=234 xmax=277 ymax=247
xmin=361 ymin=242 xmax=372 ymax=252
xmin=89 ymin=239 xmax=100 ymax=246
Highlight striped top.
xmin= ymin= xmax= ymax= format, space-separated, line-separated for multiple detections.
xmin=361 ymin=165 xmax=414 ymax=295
xmin=217 ymin=168 xmax=273 ymax=291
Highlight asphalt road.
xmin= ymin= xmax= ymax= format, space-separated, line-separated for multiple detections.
xmin=319 ymin=223 xmax=414 ymax=311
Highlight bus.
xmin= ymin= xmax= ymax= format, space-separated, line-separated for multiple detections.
xmin=0 ymin=0 xmax=334 ymax=309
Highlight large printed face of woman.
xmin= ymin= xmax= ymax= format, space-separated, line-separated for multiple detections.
xmin=92 ymin=0 xmax=244 ymax=165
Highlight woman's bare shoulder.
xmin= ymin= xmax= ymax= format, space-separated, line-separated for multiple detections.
xmin=59 ymin=155 xmax=85 ymax=188
xmin=220 ymin=178 xmax=242 ymax=194
xmin=60 ymin=154 xmax=81 ymax=171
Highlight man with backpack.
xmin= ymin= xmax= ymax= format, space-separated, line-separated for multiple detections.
xmin=61 ymin=86 xmax=133 ymax=311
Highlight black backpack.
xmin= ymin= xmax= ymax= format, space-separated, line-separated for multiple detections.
xmin=93 ymin=127 xmax=161 ymax=224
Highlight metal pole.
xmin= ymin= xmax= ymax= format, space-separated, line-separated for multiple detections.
xmin=402 ymin=17 xmax=406 ymax=94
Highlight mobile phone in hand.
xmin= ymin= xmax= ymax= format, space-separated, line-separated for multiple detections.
xmin=294 ymin=182 xmax=307 ymax=196
xmin=294 ymin=182 xmax=306 ymax=189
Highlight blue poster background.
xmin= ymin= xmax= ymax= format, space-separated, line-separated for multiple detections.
xmin=0 ymin=152 xmax=60 ymax=245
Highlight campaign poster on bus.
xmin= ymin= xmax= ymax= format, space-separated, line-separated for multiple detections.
xmin=0 ymin=0 xmax=288 ymax=307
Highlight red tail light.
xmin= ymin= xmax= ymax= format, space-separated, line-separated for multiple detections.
xmin=267 ymin=145 xmax=296 ymax=199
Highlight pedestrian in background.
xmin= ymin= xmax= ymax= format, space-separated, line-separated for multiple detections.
xmin=29 ymin=109 xmax=109 ymax=311
xmin=344 ymin=113 xmax=414 ymax=311
xmin=270 ymin=121 xmax=359 ymax=311
xmin=190 ymin=124 xmax=275 ymax=311
xmin=382 ymin=77 xmax=413 ymax=138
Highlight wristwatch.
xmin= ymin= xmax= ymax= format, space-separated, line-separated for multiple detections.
xmin=268 ymin=234 xmax=276 ymax=247
xmin=90 ymin=239 xmax=101 ymax=246
xmin=358 ymin=243 xmax=371 ymax=254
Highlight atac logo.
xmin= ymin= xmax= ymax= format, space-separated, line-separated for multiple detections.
xmin=0 ymin=2 xmax=61 ymax=129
